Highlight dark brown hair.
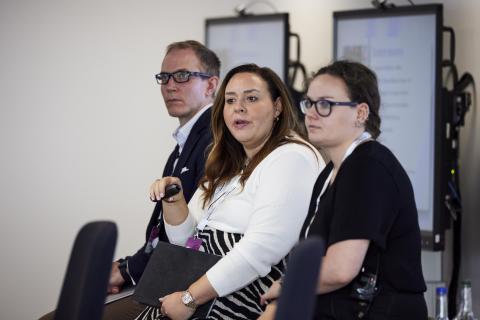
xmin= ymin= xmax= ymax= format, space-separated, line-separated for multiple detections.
xmin=166 ymin=40 xmax=220 ymax=77
xmin=313 ymin=60 xmax=381 ymax=139
xmin=200 ymin=64 xmax=312 ymax=207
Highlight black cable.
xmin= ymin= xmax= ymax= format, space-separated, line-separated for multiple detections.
xmin=449 ymin=214 xmax=462 ymax=318
xmin=445 ymin=77 xmax=461 ymax=318
xmin=453 ymin=73 xmax=475 ymax=127
xmin=445 ymin=75 xmax=476 ymax=318
xmin=455 ymin=73 xmax=475 ymax=93
xmin=443 ymin=26 xmax=456 ymax=63
xmin=290 ymin=33 xmax=301 ymax=63
xmin=470 ymin=80 xmax=477 ymax=116
xmin=288 ymin=61 xmax=307 ymax=90
xmin=288 ymin=33 xmax=301 ymax=87
xmin=448 ymin=155 xmax=462 ymax=318
xmin=442 ymin=26 xmax=459 ymax=317
xmin=442 ymin=60 xmax=459 ymax=88
xmin=371 ymin=0 xmax=396 ymax=9
xmin=445 ymin=64 xmax=475 ymax=319
xmin=234 ymin=0 xmax=278 ymax=16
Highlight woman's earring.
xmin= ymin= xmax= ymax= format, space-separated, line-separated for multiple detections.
xmin=355 ymin=120 xmax=363 ymax=128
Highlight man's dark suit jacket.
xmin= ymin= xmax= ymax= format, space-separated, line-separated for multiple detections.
xmin=122 ymin=108 xmax=212 ymax=284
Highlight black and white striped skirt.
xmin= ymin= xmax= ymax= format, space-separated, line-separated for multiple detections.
xmin=134 ymin=226 xmax=285 ymax=320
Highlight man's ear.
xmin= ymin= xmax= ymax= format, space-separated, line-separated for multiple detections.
xmin=205 ymin=76 xmax=219 ymax=97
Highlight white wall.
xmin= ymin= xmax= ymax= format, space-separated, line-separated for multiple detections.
xmin=0 ymin=1 xmax=241 ymax=319
xmin=0 ymin=1 xmax=478 ymax=319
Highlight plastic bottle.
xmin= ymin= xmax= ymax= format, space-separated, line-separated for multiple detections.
xmin=454 ymin=280 xmax=477 ymax=320
xmin=435 ymin=286 xmax=449 ymax=320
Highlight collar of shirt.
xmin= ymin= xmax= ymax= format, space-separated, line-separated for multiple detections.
xmin=172 ymin=103 xmax=212 ymax=154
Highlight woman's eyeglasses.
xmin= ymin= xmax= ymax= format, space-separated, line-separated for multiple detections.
xmin=300 ymin=98 xmax=358 ymax=117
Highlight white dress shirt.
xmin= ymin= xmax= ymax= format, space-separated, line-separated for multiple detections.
xmin=172 ymin=103 xmax=212 ymax=154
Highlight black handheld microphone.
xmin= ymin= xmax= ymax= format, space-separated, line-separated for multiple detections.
xmin=151 ymin=184 xmax=182 ymax=202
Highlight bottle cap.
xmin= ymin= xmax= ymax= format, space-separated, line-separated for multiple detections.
xmin=436 ymin=286 xmax=447 ymax=295
xmin=462 ymin=279 xmax=472 ymax=287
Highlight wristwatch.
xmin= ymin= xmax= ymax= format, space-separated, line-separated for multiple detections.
xmin=181 ymin=290 xmax=197 ymax=309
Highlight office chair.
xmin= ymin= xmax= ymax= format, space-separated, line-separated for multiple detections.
xmin=54 ymin=221 xmax=117 ymax=320
xmin=275 ymin=237 xmax=325 ymax=320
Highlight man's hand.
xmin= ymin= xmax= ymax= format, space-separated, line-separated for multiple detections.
xmin=107 ymin=261 xmax=125 ymax=294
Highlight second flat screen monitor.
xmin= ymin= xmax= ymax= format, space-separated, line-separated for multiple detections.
xmin=334 ymin=5 xmax=444 ymax=249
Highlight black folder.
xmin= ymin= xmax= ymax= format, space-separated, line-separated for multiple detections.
xmin=133 ymin=241 xmax=221 ymax=318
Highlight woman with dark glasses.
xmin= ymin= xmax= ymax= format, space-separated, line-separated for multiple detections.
xmin=260 ymin=60 xmax=427 ymax=319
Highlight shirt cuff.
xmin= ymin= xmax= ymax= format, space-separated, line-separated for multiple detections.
xmin=125 ymin=260 xmax=136 ymax=285
xmin=164 ymin=212 xmax=196 ymax=246
xmin=117 ymin=259 xmax=135 ymax=286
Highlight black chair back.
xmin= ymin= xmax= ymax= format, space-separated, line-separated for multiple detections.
xmin=54 ymin=221 xmax=117 ymax=320
xmin=275 ymin=237 xmax=325 ymax=320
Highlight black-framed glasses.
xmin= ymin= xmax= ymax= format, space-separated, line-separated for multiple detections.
xmin=155 ymin=70 xmax=212 ymax=85
xmin=300 ymin=98 xmax=358 ymax=117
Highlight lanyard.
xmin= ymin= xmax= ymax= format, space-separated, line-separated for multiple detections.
xmin=304 ymin=131 xmax=372 ymax=237
xmin=196 ymin=176 xmax=241 ymax=233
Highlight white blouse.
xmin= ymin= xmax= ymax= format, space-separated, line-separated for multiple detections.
xmin=165 ymin=141 xmax=325 ymax=296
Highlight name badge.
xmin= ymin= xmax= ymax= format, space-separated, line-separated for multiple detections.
xmin=144 ymin=225 xmax=160 ymax=254
xmin=148 ymin=226 xmax=159 ymax=242
xmin=186 ymin=236 xmax=203 ymax=251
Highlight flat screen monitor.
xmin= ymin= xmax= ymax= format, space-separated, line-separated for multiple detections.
xmin=205 ymin=13 xmax=289 ymax=82
xmin=334 ymin=4 xmax=445 ymax=250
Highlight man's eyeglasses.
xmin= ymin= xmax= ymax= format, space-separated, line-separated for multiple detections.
xmin=300 ymin=98 xmax=358 ymax=117
xmin=155 ymin=70 xmax=212 ymax=85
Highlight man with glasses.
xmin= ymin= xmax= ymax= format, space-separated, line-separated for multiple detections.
xmin=107 ymin=40 xmax=220 ymax=318
xmin=39 ymin=40 xmax=220 ymax=320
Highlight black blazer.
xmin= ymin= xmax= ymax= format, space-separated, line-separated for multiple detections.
xmin=124 ymin=108 xmax=212 ymax=283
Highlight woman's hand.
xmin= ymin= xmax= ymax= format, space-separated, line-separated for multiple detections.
xmin=260 ymin=279 xmax=282 ymax=305
xmin=149 ymin=176 xmax=184 ymax=203
xmin=159 ymin=292 xmax=195 ymax=320
xmin=149 ymin=177 xmax=189 ymax=226
xmin=257 ymin=301 xmax=277 ymax=320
